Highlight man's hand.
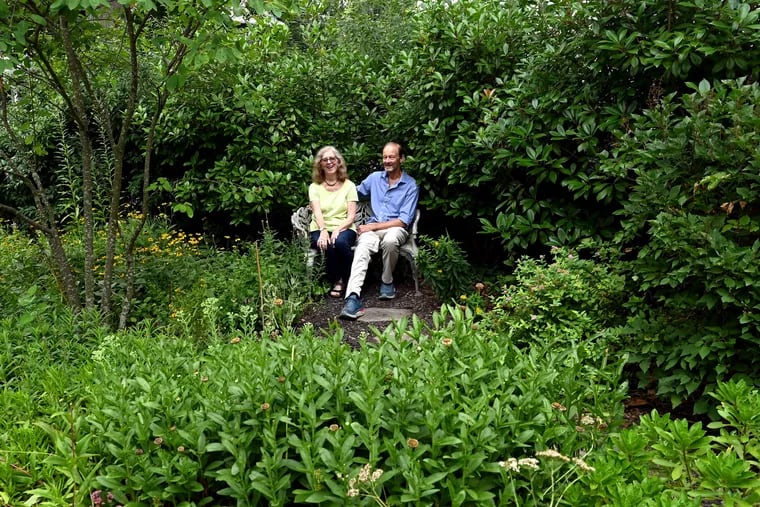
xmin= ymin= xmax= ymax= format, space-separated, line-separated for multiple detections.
xmin=357 ymin=223 xmax=374 ymax=235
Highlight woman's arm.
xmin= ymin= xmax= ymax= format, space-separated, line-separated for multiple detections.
xmin=329 ymin=200 xmax=356 ymax=244
xmin=310 ymin=200 xmax=330 ymax=250
xmin=340 ymin=201 xmax=356 ymax=231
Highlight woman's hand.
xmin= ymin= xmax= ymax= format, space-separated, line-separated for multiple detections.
xmin=330 ymin=230 xmax=341 ymax=244
xmin=317 ymin=230 xmax=329 ymax=250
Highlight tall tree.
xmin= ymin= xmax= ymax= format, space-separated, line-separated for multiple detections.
xmin=0 ymin=0 xmax=288 ymax=326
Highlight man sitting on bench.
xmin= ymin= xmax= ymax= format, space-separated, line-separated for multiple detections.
xmin=340 ymin=141 xmax=419 ymax=320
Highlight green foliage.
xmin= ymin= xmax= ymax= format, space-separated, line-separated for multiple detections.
xmin=152 ymin=1 xmax=399 ymax=225
xmin=607 ymin=78 xmax=760 ymax=410
xmin=371 ymin=0 xmax=760 ymax=259
xmin=0 ymin=278 xmax=108 ymax=506
xmin=5 ymin=212 xmax=760 ymax=506
xmin=0 ymin=227 xmax=54 ymax=315
xmin=415 ymin=234 xmax=473 ymax=301
xmin=42 ymin=213 xmax=315 ymax=332
xmin=570 ymin=380 xmax=760 ymax=506
xmin=2 ymin=304 xmax=626 ymax=505
xmin=164 ymin=230 xmax=316 ymax=342
xmin=708 ymin=379 xmax=760 ymax=464
xmin=488 ymin=247 xmax=627 ymax=345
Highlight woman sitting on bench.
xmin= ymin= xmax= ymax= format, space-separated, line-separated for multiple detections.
xmin=308 ymin=146 xmax=358 ymax=298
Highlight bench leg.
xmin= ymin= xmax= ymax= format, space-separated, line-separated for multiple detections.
xmin=402 ymin=252 xmax=422 ymax=296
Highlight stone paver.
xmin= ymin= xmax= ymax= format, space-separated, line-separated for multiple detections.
xmin=359 ymin=307 xmax=413 ymax=322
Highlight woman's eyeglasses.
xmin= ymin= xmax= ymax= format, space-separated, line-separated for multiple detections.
xmin=321 ymin=157 xmax=338 ymax=163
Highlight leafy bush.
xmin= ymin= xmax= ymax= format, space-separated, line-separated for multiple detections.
xmin=2 ymin=305 xmax=626 ymax=506
xmin=0 ymin=227 xmax=55 ymax=316
xmin=607 ymin=78 xmax=760 ymax=411
xmin=487 ymin=247 xmax=627 ymax=345
xmin=416 ymin=234 xmax=473 ymax=301
xmin=153 ymin=10 xmax=393 ymax=225
xmin=52 ymin=213 xmax=316 ymax=334
xmin=569 ymin=379 xmax=760 ymax=506
xmin=165 ymin=230 xmax=316 ymax=342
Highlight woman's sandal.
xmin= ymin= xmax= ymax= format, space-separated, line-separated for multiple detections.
xmin=329 ymin=283 xmax=344 ymax=298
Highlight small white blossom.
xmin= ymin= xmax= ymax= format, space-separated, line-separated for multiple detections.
xmin=518 ymin=457 xmax=540 ymax=470
xmin=536 ymin=449 xmax=571 ymax=462
xmin=499 ymin=458 xmax=520 ymax=472
xmin=358 ymin=463 xmax=371 ymax=483
xmin=572 ymin=457 xmax=595 ymax=473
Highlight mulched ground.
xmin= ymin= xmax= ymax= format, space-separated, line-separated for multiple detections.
xmin=297 ymin=274 xmax=442 ymax=349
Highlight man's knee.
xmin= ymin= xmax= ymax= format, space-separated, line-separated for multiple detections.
xmin=381 ymin=229 xmax=407 ymax=249
xmin=357 ymin=232 xmax=380 ymax=250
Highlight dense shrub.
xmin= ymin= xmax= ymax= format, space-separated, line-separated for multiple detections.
xmin=416 ymin=234 xmax=473 ymax=301
xmin=568 ymin=380 xmax=760 ymax=506
xmin=152 ymin=4 xmax=405 ymax=226
xmin=3 ymin=219 xmax=759 ymax=505
xmin=35 ymin=305 xmax=625 ymax=506
xmin=165 ymin=230 xmax=317 ymax=342
xmin=487 ymin=246 xmax=627 ymax=345
xmin=606 ymin=79 xmax=760 ymax=411
xmin=0 ymin=226 xmax=55 ymax=315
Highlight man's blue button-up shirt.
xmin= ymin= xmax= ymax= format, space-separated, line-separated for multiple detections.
xmin=357 ymin=171 xmax=419 ymax=228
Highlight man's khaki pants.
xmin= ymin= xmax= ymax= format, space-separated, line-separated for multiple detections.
xmin=344 ymin=227 xmax=409 ymax=298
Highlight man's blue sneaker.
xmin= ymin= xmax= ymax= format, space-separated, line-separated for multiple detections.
xmin=340 ymin=293 xmax=365 ymax=320
xmin=378 ymin=282 xmax=396 ymax=300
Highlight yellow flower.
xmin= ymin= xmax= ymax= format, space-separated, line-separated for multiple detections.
xmin=459 ymin=294 xmax=467 ymax=300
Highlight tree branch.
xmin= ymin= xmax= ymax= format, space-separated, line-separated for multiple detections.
xmin=0 ymin=203 xmax=54 ymax=234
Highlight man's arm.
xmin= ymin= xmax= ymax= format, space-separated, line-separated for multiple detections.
xmin=358 ymin=218 xmax=406 ymax=234
xmin=356 ymin=173 xmax=372 ymax=200
xmin=396 ymin=179 xmax=420 ymax=227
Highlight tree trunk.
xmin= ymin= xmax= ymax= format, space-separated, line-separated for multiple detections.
xmin=59 ymin=15 xmax=96 ymax=310
xmin=102 ymin=7 xmax=140 ymax=320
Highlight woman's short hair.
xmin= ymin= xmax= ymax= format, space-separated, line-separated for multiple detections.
xmin=312 ymin=146 xmax=348 ymax=183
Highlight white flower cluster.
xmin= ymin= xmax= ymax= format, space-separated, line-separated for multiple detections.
xmin=499 ymin=457 xmax=540 ymax=472
xmin=500 ymin=449 xmax=595 ymax=474
xmin=347 ymin=463 xmax=384 ymax=498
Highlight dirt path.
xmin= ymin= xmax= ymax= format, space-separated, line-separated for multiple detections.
xmin=297 ymin=276 xmax=442 ymax=348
